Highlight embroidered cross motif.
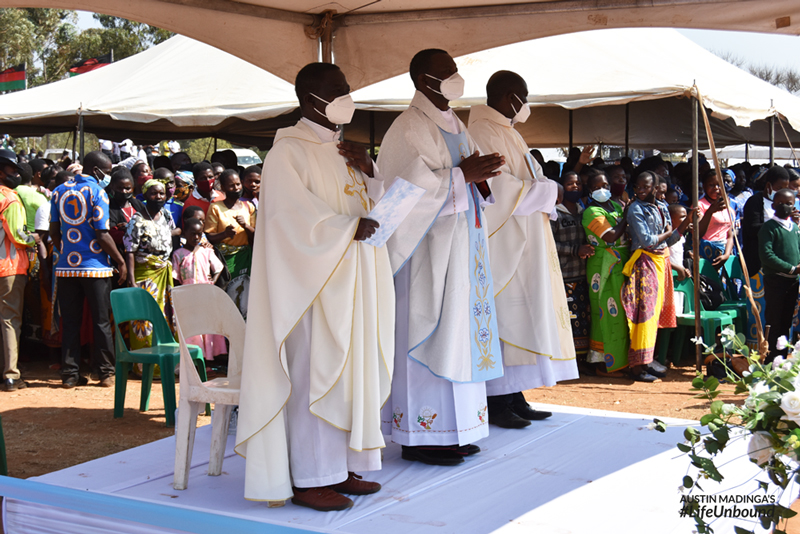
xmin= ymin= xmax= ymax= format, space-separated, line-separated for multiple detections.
xmin=344 ymin=165 xmax=369 ymax=211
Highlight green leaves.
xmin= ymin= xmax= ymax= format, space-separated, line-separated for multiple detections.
xmin=689 ymin=454 xmax=723 ymax=482
xmin=682 ymin=475 xmax=693 ymax=488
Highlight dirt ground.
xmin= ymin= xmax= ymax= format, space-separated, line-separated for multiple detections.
xmin=1 ymin=358 xmax=732 ymax=479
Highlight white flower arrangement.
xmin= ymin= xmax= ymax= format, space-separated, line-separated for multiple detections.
xmin=652 ymin=327 xmax=800 ymax=533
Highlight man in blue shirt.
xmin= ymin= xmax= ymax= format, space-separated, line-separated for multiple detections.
xmin=50 ymin=151 xmax=127 ymax=388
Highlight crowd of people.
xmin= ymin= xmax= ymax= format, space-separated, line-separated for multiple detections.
xmin=0 ymin=145 xmax=260 ymax=391
xmin=1 ymin=47 xmax=799 ymax=514
xmin=547 ymin=148 xmax=799 ymax=382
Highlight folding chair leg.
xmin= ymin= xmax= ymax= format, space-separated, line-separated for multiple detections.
xmin=114 ymin=361 xmax=131 ymax=419
xmin=209 ymin=404 xmax=233 ymax=477
xmin=173 ymin=398 xmax=202 ymax=490
xmin=140 ymin=364 xmax=155 ymax=412
xmin=161 ymin=360 xmax=178 ymax=427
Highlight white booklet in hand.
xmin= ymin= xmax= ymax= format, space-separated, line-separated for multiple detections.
xmin=364 ymin=177 xmax=426 ymax=247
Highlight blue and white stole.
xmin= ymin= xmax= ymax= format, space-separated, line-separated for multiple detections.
xmin=438 ymin=127 xmax=503 ymax=382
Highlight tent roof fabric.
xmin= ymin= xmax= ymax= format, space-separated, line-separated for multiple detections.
xmin=0 ymin=35 xmax=299 ymax=143
xmin=2 ymin=28 xmax=800 ymax=151
xmin=1 ymin=0 xmax=799 ymax=90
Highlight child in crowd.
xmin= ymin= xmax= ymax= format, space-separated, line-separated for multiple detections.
xmin=698 ymin=170 xmax=734 ymax=266
xmin=172 ymin=218 xmax=227 ymax=361
xmin=664 ymin=189 xmax=680 ymax=206
xmin=758 ymin=189 xmax=800 ymax=360
xmin=241 ymin=165 xmax=261 ymax=209
xmin=668 ymin=203 xmax=692 ymax=281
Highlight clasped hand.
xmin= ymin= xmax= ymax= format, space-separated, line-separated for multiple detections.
xmin=459 ymin=151 xmax=504 ymax=183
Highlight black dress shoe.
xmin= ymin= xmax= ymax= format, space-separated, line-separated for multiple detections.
xmin=453 ymin=444 xmax=480 ymax=456
xmin=2 ymin=378 xmax=27 ymax=391
xmin=401 ymin=446 xmax=464 ymax=466
xmin=490 ymin=405 xmax=531 ymax=429
xmin=511 ymin=392 xmax=552 ymax=420
xmin=644 ymin=364 xmax=666 ymax=378
xmin=630 ymin=370 xmax=660 ymax=383
xmin=62 ymin=376 xmax=89 ymax=389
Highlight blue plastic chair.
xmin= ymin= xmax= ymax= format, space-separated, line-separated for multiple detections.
xmin=110 ymin=288 xmax=207 ymax=427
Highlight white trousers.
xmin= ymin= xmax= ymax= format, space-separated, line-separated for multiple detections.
xmin=381 ymin=263 xmax=489 ymax=447
xmin=285 ymin=310 xmax=381 ymax=488
xmin=485 ymin=341 xmax=580 ymax=396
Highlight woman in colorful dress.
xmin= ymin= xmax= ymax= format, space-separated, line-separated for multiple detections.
xmin=123 ymin=179 xmax=175 ymax=349
xmin=582 ymin=168 xmax=631 ymax=377
xmin=204 ymin=169 xmax=255 ymax=318
xmin=622 ymin=172 xmax=687 ymax=382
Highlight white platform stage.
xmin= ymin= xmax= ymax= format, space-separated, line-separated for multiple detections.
xmin=3 ymin=404 xmax=792 ymax=534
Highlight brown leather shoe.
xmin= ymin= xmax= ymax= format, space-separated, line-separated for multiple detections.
xmin=291 ymin=487 xmax=353 ymax=511
xmin=329 ymin=472 xmax=381 ymax=495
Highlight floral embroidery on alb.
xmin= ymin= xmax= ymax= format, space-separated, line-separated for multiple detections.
xmin=477 ymin=405 xmax=487 ymax=424
xmin=392 ymin=408 xmax=404 ymax=429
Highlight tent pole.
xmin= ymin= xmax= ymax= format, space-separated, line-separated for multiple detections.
xmin=369 ymin=111 xmax=376 ymax=157
xmin=214 ymin=137 xmax=218 ymax=152
xmin=568 ymin=110 xmax=573 ymax=152
xmin=692 ymin=96 xmax=701 ymax=372
xmin=625 ymin=103 xmax=630 ymax=156
xmin=770 ymin=115 xmax=775 ymax=167
xmin=71 ymin=128 xmax=77 ymax=161
xmin=79 ymin=112 xmax=85 ymax=163
xmin=745 ymin=142 xmax=749 ymax=162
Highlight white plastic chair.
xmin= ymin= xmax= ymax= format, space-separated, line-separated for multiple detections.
xmin=172 ymin=284 xmax=243 ymax=490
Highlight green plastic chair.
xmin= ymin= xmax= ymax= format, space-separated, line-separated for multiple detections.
xmin=0 ymin=413 xmax=7 ymax=476
xmin=110 ymin=287 xmax=207 ymax=427
xmin=672 ymin=276 xmax=735 ymax=361
xmin=699 ymin=258 xmax=748 ymax=334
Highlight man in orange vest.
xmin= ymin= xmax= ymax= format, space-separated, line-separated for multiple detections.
xmin=0 ymin=149 xmax=37 ymax=392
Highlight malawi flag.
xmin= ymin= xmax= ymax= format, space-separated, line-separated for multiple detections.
xmin=69 ymin=52 xmax=112 ymax=77
xmin=0 ymin=64 xmax=26 ymax=92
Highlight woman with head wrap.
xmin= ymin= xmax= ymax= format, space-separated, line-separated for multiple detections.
xmin=173 ymin=171 xmax=194 ymax=203
xmin=123 ymin=179 xmax=176 ymax=350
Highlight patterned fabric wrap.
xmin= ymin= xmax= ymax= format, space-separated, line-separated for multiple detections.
xmin=700 ymin=239 xmax=727 ymax=262
xmin=130 ymin=254 xmax=173 ymax=350
xmin=748 ymin=271 xmax=767 ymax=349
xmin=583 ymin=201 xmax=631 ymax=372
xmin=621 ymin=248 xmax=676 ymax=367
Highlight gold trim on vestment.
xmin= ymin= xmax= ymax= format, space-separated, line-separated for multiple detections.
xmin=500 ymin=337 xmax=577 ymax=361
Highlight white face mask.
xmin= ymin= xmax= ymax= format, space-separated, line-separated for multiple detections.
xmin=310 ymin=92 xmax=355 ymax=125
xmin=425 ymin=72 xmax=465 ymax=101
xmin=591 ymin=188 xmax=612 ymax=203
xmin=511 ymin=93 xmax=530 ymax=125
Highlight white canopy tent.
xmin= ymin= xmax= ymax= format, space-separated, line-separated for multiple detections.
xmin=0 ymin=1 xmax=799 ymax=92
xmin=350 ymin=27 xmax=800 ymax=151
xmin=0 ymin=34 xmax=300 ymax=146
xmin=701 ymin=144 xmax=799 ymax=162
xmin=2 ymin=28 xmax=800 ymax=153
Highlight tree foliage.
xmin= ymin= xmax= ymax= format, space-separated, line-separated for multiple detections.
xmin=714 ymin=49 xmax=800 ymax=94
xmin=0 ymin=8 xmax=171 ymax=88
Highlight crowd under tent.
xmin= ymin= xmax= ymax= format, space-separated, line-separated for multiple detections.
xmin=0 ymin=0 xmax=797 ymax=92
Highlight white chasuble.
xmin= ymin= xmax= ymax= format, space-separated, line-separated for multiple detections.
xmin=377 ymin=91 xmax=497 ymax=446
xmin=468 ymin=105 xmax=578 ymax=391
xmin=235 ymin=120 xmax=394 ymax=501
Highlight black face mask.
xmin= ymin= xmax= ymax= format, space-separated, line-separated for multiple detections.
xmin=775 ymin=203 xmax=794 ymax=219
xmin=146 ymin=199 xmax=166 ymax=211
xmin=226 ymin=189 xmax=243 ymax=201
xmin=563 ymin=189 xmax=583 ymax=203
xmin=115 ymin=191 xmax=133 ymax=202
xmin=3 ymin=173 xmax=21 ymax=189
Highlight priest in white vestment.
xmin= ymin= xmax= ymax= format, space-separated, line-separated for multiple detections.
xmin=377 ymin=49 xmax=506 ymax=466
xmin=468 ymin=71 xmax=579 ymax=429
xmin=235 ymin=63 xmax=394 ymax=512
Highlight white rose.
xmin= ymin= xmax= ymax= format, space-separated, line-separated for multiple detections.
xmin=746 ymin=382 xmax=771 ymax=410
xmin=748 ymin=431 xmax=775 ymax=465
xmin=773 ymin=356 xmax=786 ymax=370
xmin=777 ymin=336 xmax=789 ymax=351
xmin=781 ymin=391 xmax=800 ymax=425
